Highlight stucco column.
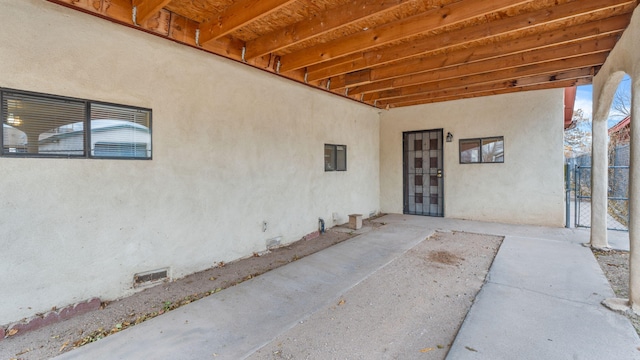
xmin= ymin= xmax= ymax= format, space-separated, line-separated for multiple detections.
xmin=590 ymin=110 xmax=609 ymax=248
xmin=629 ymin=79 xmax=640 ymax=312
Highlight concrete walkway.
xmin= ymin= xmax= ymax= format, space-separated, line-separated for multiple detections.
xmin=54 ymin=215 xmax=640 ymax=359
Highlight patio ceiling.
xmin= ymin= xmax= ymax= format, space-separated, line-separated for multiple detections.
xmin=49 ymin=0 xmax=638 ymax=109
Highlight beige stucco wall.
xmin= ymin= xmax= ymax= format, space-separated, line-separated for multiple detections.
xmin=380 ymin=89 xmax=565 ymax=227
xmin=0 ymin=0 xmax=380 ymax=325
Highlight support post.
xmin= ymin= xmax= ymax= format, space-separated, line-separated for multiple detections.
xmin=590 ymin=114 xmax=609 ymax=248
xmin=565 ymin=163 xmax=571 ymax=228
xmin=629 ymin=78 xmax=640 ymax=312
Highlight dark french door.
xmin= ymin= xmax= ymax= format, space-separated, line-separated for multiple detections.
xmin=403 ymin=129 xmax=444 ymax=216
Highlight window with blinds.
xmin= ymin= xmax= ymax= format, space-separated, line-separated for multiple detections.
xmin=90 ymin=103 xmax=151 ymax=159
xmin=1 ymin=89 xmax=151 ymax=159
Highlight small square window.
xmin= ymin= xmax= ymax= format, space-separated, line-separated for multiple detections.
xmin=324 ymin=144 xmax=347 ymax=171
xmin=459 ymin=136 xmax=504 ymax=164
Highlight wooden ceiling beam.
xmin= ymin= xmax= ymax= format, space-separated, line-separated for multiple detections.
xmin=364 ymin=53 xmax=607 ymax=102
xmin=344 ymin=69 xmax=372 ymax=87
xmin=375 ymin=74 xmax=591 ymax=107
xmin=365 ymin=67 xmax=595 ymax=104
xmin=132 ymin=0 xmax=171 ymax=24
xmin=307 ymin=0 xmax=635 ymax=81
xmin=512 ymin=67 xmax=597 ymax=87
xmin=351 ymin=34 xmax=617 ymax=96
xmin=329 ymin=14 xmax=629 ymax=90
xmin=244 ymin=0 xmax=408 ymax=60
xmin=373 ymin=81 xmax=527 ymax=105
xmin=279 ymin=0 xmax=536 ymax=73
xmin=376 ymin=78 xmax=592 ymax=108
xmin=373 ymin=67 xmax=594 ymax=104
xmin=198 ymin=0 xmax=297 ymax=45
xmin=46 ymin=0 xmax=636 ymax=109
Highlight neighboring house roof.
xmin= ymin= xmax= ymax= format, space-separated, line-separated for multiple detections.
xmin=609 ymin=115 xmax=631 ymax=135
xmin=564 ymin=87 xmax=577 ymax=130
xmin=39 ymin=120 xmax=150 ymax=144
xmin=609 ymin=115 xmax=631 ymax=144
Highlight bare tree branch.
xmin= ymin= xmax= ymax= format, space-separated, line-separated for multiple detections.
xmin=610 ymin=81 xmax=631 ymax=119
xmin=564 ymin=109 xmax=592 ymax=158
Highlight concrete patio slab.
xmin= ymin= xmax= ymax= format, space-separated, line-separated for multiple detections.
xmin=53 ymin=215 xmax=640 ymax=360
xmin=447 ymin=235 xmax=640 ymax=360
xmin=447 ymin=281 xmax=639 ymax=360
xmin=488 ymin=236 xmax=613 ymax=303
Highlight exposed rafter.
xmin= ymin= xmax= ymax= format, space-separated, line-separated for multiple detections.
xmin=198 ymin=0 xmax=298 ymax=45
xmin=328 ymin=14 xmax=630 ymax=90
xmin=132 ymin=0 xmax=172 ymax=25
xmin=245 ymin=0 xmax=408 ymax=60
xmin=374 ymin=67 xmax=596 ymax=105
xmin=45 ymin=0 xmax=639 ymax=109
xmin=307 ymin=0 xmax=635 ymax=82
xmin=352 ymin=34 xmax=618 ymax=97
xmin=279 ymin=0 xmax=535 ymax=72
xmin=378 ymin=78 xmax=593 ymax=108
xmin=363 ymin=53 xmax=607 ymax=102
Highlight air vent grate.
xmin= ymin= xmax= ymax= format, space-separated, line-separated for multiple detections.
xmin=134 ymin=268 xmax=168 ymax=286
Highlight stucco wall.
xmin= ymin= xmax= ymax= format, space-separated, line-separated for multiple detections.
xmin=380 ymin=89 xmax=565 ymax=227
xmin=0 ymin=0 xmax=380 ymax=325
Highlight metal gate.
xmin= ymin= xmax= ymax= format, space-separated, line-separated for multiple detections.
xmin=403 ymin=129 xmax=444 ymax=216
xmin=575 ymin=165 xmax=629 ymax=231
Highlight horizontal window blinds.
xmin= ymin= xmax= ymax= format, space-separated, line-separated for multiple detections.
xmin=0 ymin=89 xmax=151 ymax=159
xmin=2 ymin=92 xmax=85 ymax=156
xmin=90 ymin=104 xmax=151 ymax=159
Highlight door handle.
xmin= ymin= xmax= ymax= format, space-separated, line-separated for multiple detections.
xmin=436 ymin=169 xmax=442 ymax=178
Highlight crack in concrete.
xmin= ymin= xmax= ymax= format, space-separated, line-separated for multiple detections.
xmin=485 ymin=280 xmax=607 ymax=307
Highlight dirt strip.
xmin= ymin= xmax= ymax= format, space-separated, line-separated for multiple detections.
xmin=594 ymin=249 xmax=640 ymax=335
xmin=249 ymin=231 xmax=503 ymax=360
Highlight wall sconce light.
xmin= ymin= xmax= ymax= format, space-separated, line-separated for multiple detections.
xmin=446 ymin=132 xmax=453 ymax=142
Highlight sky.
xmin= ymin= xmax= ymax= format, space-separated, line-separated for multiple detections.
xmin=574 ymin=84 xmax=594 ymax=120
xmin=573 ymin=75 xmax=631 ymax=128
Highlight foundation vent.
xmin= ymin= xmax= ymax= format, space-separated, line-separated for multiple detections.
xmin=134 ymin=268 xmax=168 ymax=287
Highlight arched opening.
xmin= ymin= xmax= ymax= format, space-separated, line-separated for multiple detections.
xmin=566 ymin=74 xmax=631 ymax=231
xmin=606 ymin=75 xmax=632 ymax=232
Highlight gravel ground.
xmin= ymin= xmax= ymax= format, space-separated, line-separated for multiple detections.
xmin=249 ymin=231 xmax=503 ymax=360
xmin=0 ymin=223 xmax=369 ymax=360
xmin=593 ymin=249 xmax=640 ymax=335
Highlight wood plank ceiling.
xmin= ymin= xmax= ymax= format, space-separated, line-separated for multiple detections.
xmin=49 ymin=0 xmax=638 ymax=109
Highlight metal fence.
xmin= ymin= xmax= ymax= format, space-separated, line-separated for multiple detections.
xmin=574 ymin=165 xmax=629 ymax=231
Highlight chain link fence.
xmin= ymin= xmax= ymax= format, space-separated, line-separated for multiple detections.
xmin=574 ymin=165 xmax=628 ymax=231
